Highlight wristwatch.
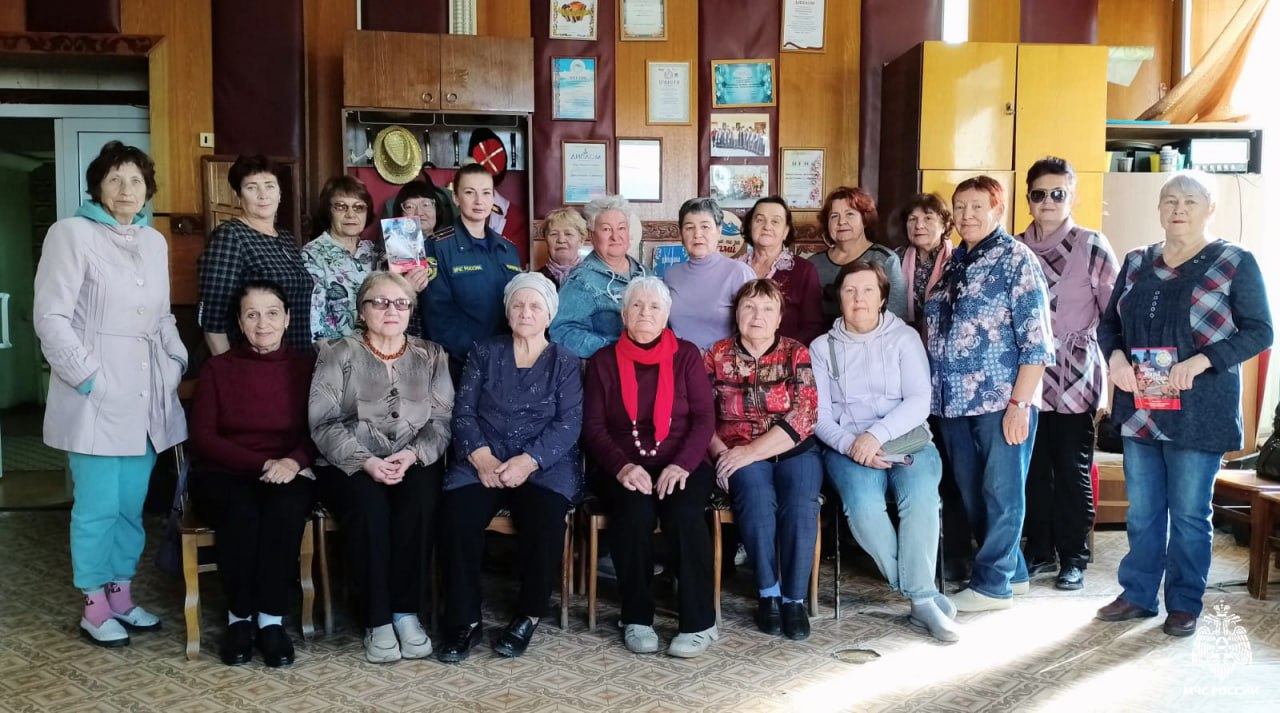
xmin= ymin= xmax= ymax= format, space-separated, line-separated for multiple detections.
xmin=1009 ymin=398 xmax=1031 ymax=410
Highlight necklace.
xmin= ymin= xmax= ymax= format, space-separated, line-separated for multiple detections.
xmin=363 ymin=332 xmax=408 ymax=360
xmin=631 ymin=420 xmax=662 ymax=457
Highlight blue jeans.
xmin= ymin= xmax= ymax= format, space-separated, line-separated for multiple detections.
xmin=727 ymin=449 xmax=823 ymax=602
xmin=68 ymin=441 xmax=158 ymax=591
xmin=824 ymin=444 xmax=943 ymax=600
xmin=937 ymin=411 xmax=1036 ymax=598
xmin=1117 ymin=437 xmax=1223 ymax=616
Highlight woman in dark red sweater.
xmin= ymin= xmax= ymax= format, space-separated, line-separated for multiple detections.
xmin=582 ymin=276 xmax=718 ymax=658
xmin=188 ymin=279 xmax=316 ymax=668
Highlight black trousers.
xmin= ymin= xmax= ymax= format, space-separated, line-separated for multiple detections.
xmin=932 ymin=415 xmax=974 ymax=562
xmin=1024 ymin=410 xmax=1096 ymax=568
xmin=602 ymin=463 xmax=715 ymax=633
xmin=187 ymin=469 xmax=314 ymax=618
xmin=315 ymin=460 xmax=442 ymax=628
xmin=438 ymin=482 xmax=571 ymax=628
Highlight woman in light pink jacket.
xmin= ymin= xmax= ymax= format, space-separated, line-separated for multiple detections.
xmin=34 ymin=141 xmax=188 ymax=648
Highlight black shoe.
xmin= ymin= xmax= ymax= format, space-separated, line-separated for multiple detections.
xmin=256 ymin=623 xmax=295 ymax=667
xmin=437 ymin=623 xmax=481 ymax=663
xmin=493 ymin=616 xmax=538 ymax=658
xmin=781 ymin=602 xmax=810 ymax=641
xmin=219 ymin=620 xmax=254 ymax=666
xmin=1026 ymin=557 xmax=1057 ymax=577
xmin=1055 ymin=566 xmax=1084 ymax=591
xmin=755 ymin=597 xmax=782 ymax=635
xmin=942 ymin=558 xmax=972 ymax=582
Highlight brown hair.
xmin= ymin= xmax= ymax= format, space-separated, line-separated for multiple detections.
xmin=834 ymin=260 xmax=890 ymax=314
xmin=731 ymin=278 xmax=786 ymax=334
xmin=952 ymin=175 xmax=1006 ymax=211
xmin=313 ymin=175 xmax=375 ymax=237
xmin=86 ymin=141 xmax=157 ymax=203
xmin=819 ymin=186 xmax=879 ymax=246
xmin=899 ymin=192 xmax=954 ymax=237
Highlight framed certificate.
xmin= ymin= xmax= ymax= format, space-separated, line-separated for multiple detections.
xmin=780 ymin=148 xmax=825 ymax=211
xmin=782 ymin=0 xmax=827 ymax=52
xmin=550 ymin=0 xmax=598 ymax=40
xmin=562 ymin=140 xmax=610 ymax=205
xmin=646 ymin=61 xmax=691 ymax=125
xmin=617 ymin=137 xmax=662 ymax=203
xmin=619 ymin=0 xmax=666 ymax=40
xmin=710 ymin=59 xmax=776 ymax=108
xmin=552 ymin=57 xmax=597 ymax=121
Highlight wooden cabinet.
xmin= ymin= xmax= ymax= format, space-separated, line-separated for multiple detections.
xmin=343 ymin=31 xmax=533 ymax=113
xmin=919 ymin=43 xmax=1017 ymax=171
xmin=1014 ymin=44 xmax=1109 ymax=175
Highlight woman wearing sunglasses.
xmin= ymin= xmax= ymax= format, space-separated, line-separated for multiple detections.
xmin=1014 ymin=158 xmax=1119 ymax=592
xmin=310 ymin=271 xmax=454 ymax=663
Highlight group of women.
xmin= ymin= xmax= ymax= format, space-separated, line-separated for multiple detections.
xmin=35 ymin=143 xmax=1272 ymax=670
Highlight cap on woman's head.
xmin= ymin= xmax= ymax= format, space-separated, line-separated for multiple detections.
xmin=504 ymin=272 xmax=559 ymax=320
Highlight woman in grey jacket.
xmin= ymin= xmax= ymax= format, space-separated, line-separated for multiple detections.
xmin=34 ymin=142 xmax=188 ymax=648
xmin=810 ymin=260 xmax=956 ymax=642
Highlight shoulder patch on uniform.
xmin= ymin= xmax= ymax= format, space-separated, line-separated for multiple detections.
xmin=453 ymin=264 xmax=483 ymax=274
xmin=425 ymin=257 xmax=439 ymax=281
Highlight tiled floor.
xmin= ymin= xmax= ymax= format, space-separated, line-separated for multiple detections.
xmin=1 ymin=511 xmax=1278 ymax=712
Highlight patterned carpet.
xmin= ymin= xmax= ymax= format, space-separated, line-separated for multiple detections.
xmin=1 ymin=435 xmax=66 ymax=473
xmin=0 ymin=511 xmax=1277 ymax=713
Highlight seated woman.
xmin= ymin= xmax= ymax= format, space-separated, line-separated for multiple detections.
xmin=189 ymin=279 xmax=316 ymax=667
xmin=664 ymin=197 xmax=754 ymax=350
xmin=705 ymin=279 xmax=821 ymax=640
xmin=583 ymin=276 xmax=717 ymax=658
xmin=437 ymin=273 xmax=583 ymax=663
xmin=811 ymin=261 xmax=957 ymax=642
xmin=309 ymin=271 xmax=453 ymax=664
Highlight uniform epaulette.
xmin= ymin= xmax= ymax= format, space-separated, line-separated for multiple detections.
xmin=429 ymin=226 xmax=455 ymax=241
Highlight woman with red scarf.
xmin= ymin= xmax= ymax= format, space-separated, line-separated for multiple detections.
xmin=582 ymin=276 xmax=718 ymax=658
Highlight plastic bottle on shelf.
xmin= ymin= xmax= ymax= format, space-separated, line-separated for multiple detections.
xmin=1159 ymin=146 xmax=1179 ymax=172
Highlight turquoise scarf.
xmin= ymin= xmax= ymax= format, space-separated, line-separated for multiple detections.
xmin=76 ymin=201 xmax=151 ymax=228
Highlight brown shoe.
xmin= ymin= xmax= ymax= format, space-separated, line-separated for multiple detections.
xmin=1095 ymin=597 xmax=1157 ymax=622
xmin=1162 ymin=611 xmax=1198 ymax=637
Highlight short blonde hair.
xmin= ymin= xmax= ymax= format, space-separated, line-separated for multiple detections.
xmin=544 ymin=207 xmax=587 ymax=239
xmin=356 ymin=271 xmax=418 ymax=312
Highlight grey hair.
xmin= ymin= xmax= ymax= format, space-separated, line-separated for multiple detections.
xmin=1159 ymin=169 xmax=1217 ymax=205
xmin=584 ymin=194 xmax=642 ymax=239
xmin=621 ymin=276 xmax=672 ymax=312
xmin=678 ymin=197 xmax=723 ymax=228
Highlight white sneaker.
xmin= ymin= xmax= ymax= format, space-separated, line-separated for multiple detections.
xmin=393 ymin=615 xmax=433 ymax=659
xmin=734 ymin=543 xmax=748 ymax=567
xmin=667 ymin=625 xmax=719 ymax=658
xmin=364 ymin=624 xmax=402 ymax=663
xmin=948 ymin=588 xmax=1013 ymax=612
xmin=112 ymin=606 xmax=161 ymax=631
xmin=623 ymin=624 xmax=660 ymax=654
xmin=80 ymin=617 xmax=130 ymax=648
xmin=1011 ymin=580 xmax=1029 ymax=595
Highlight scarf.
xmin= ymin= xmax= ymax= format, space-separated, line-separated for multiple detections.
xmin=901 ymin=239 xmax=952 ymax=324
xmin=76 ymin=201 xmax=151 ymax=228
xmin=737 ymin=246 xmax=794 ymax=279
xmin=542 ymin=255 xmax=580 ymax=285
xmin=615 ymin=328 xmax=679 ymax=444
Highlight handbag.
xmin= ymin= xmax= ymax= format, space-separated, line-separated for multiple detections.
xmin=827 ymin=336 xmax=933 ymax=456
xmin=153 ymin=448 xmax=191 ymax=578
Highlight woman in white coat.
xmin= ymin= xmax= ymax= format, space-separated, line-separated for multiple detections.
xmin=34 ymin=141 xmax=188 ymax=647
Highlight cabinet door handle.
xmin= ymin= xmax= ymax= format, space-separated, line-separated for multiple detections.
xmin=1004 ymin=102 xmax=1014 ymax=115
xmin=446 ymin=92 xmax=458 ymax=103
xmin=421 ymin=91 xmax=434 ymax=104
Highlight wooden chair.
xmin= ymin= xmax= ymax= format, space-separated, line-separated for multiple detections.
xmin=1250 ymin=490 xmax=1280 ymax=600
xmin=580 ymin=496 xmax=678 ymax=632
xmin=1212 ymin=468 xmax=1280 ymax=548
xmin=829 ymin=494 xmax=943 ymax=619
xmin=483 ymin=507 xmax=575 ymax=630
xmin=710 ymin=490 xmax=823 ymax=621
xmin=179 ymin=446 xmax=315 ymax=660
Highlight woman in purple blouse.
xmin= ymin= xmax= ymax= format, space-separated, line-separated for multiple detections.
xmin=1015 ymin=157 xmax=1119 ymax=592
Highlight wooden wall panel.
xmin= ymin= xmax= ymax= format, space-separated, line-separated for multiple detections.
xmin=613 ymin=0 xmax=698 ymax=221
xmin=969 ymin=0 xmax=1019 ymax=42
xmin=1098 ymin=0 xmax=1174 ymax=120
xmin=779 ymin=0 xmax=860 ymax=203
xmin=304 ymin=0 xmax=356 ymax=203
xmin=478 ymin=0 xmax=531 ymax=37
xmin=1019 ymin=0 xmax=1097 ymax=43
xmin=1191 ymin=0 xmax=1244 ymax=67
xmin=0 ymin=1 xmax=25 ymax=32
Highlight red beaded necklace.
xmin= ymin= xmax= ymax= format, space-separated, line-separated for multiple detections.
xmin=363 ymin=332 xmax=408 ymax=360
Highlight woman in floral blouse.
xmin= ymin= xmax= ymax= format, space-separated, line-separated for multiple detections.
xmin=302 ymin=176 xmax=379 ymax=343
xmin=705 ymin=279 xmax=820 ymax=641
xmin=925 ymin=175 xmax=1054 ymax=613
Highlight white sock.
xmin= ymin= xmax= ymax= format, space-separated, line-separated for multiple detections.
xmin=911 ymin=598 xmax=960 ymax=642
xmin=257 ymin=613 xmax=283 ymax=628
xmin=228 ymin=612 xmax=250 ymax=625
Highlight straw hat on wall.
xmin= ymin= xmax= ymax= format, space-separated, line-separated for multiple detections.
xmin=373 ymin=125 xmax=423 ymax=184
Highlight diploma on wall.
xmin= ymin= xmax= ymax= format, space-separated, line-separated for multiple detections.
xmin=646 ymin=61 xmax=691 ymax=125
xmin=1131 ymin=347 xmax=1182 ymax=410
xmin=782 ymin=0 xmax=826 ymax=52
xmin=620 ymin=0 xmax=666 ymax=41
xmin=780 ymin=148 xmax=825 ymax=211
xmin=562 ymin=140 xmax=610 ymax=205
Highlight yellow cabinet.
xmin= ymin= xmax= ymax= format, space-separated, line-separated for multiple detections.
xmin=919 ymin=43 xmax=1018 ymax=171
xmin=1014 ymin=44 xmax=1109 ymax=174
xmin=920 ymin=170 xmax=1016 ymax=235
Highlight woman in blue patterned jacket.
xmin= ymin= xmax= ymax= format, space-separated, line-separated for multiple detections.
xmin=925 ymin=175 xmax=1055 ymax=613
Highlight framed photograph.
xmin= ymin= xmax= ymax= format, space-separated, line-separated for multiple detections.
xmin=552 ymin=57 xmax=597 ymax=121
xmin=617 ymin=137 xmax=662 ymax=202
xmin=709 ymin=164 xmax=769 ymax=209
xmin=646 ymin=61 xmax=691 ymax=125
xmin=709 ymin=112 xmax=771 ymax=158
xmin=562 ymin=140 xmax=610 ymax=205
xmin=781 ymin=0 xmax=827 ymax=52
xmin=711 ymin=59 xmax=776 ymax=108
xmin=780 ymin=148 xmax=825 ymax=211
xmin=550 ymin=0 xmax=598 ymax=40
xmin=619 ymin=0 xmax=666 ymax=40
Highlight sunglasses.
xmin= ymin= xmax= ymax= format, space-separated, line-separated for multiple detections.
xmin=1028 ymin=188 xmax=1069 ymax=204
xmin=332 ymin=202 xmax=368 ymax=214
xmin=362 ymin=297 xmax=412 ymax=311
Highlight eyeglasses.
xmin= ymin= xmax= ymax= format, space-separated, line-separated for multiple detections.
xmin=1028 ymin=188 xmax=1069 ymax=204
xmin=361 ymin=297 xmax=412 ymax=311
xmin=332 ymin=202 xmax=368 ymax=214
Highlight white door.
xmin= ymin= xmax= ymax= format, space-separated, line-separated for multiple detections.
xmin=54 ymin=118 xmax=150 ymax=220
